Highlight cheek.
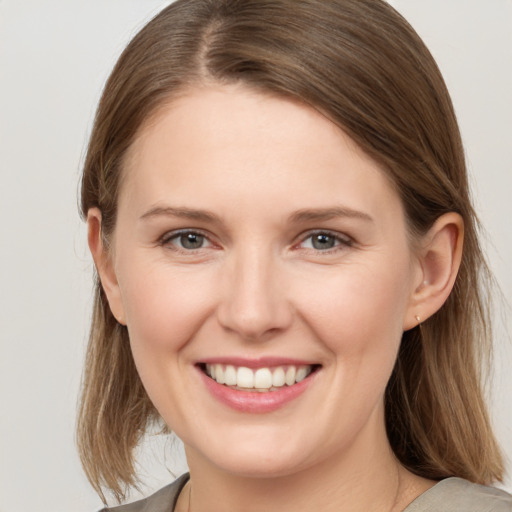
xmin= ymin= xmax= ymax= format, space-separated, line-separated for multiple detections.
xmin=118 ymin=259 xmax=216 ymax=354
xmin=115 ymin=260 xmax=218 ymax=422
xmin=295 ymin=257 xmax=412 ymax=360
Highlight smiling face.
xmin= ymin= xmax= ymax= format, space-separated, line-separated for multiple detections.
xmin=94 ymin=84 xmax=424 ymax=478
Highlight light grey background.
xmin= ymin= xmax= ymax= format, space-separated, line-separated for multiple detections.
xmin=0 ymin=1 xmax=510 ymax=511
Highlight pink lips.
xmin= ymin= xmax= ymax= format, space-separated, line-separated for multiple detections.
xmin=196 ymin=358 xmax=318 ymax=413
xmin=200 ymin=356 xmax=316 ymax=368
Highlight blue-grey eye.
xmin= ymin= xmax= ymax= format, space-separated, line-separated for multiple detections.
xmin=178 ymin=232 xmax=206 ymax=249
xmin=311 ymin=233 xmax=337 ymax=250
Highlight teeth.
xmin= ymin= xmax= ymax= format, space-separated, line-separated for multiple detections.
xmin=254 ymin=368 xmax=272 ymax=389
xmin=285 ymin=366 xmax=296 ymax=386
xmin=295 ymin=367 xmax=308 ymax=382
xmin=224 ymin=365 xmax=237 ymax=386
xmin=205 ymin=364 xmax=314 ymax=390
xmin=216 ymin=365 xmax=225 ymax=384
xmin=272 ymin=367 xmax=285 ymax=387
xmin=237 ymin=367 xmax=254 ymax=388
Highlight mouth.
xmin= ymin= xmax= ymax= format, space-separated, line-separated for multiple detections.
xmin=197 ymin=362 xmax=321 ymax=393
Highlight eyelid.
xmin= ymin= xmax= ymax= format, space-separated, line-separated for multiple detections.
xmin=294 ymin=229 xmax=354 ymax=250
xmin=159 ymin=228 xmax=215 ymax=250
xmin=157 ymin=228 xmax=353 ymax=253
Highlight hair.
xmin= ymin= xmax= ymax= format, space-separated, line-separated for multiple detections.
xmin=78 ymin=0 xmax=504 ymax=503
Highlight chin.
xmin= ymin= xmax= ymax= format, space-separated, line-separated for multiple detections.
xmin=183 ymin=425 xmax=320 ymax=478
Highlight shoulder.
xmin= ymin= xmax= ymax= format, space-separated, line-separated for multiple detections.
xmin=405 ymin=477 xmax=512 ymax=512
xmin=98 ymin=473 xmax=189 ymax=512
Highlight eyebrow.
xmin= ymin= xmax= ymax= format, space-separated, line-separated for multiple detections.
xmin=288 ymin=207 xmax=373 ymax=223
xmin=139 ymin=205 xmax=373 ymax=224
xmin=139 ymin=206 xmax=221 ymax=223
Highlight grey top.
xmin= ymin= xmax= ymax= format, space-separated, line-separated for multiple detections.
xmin=405 ymin=478 xmax=512 ymax=511
xmin=101 ymin=474 xmax=512 ymax=511
xmin=100 ymin=474 xmax=189 ymax=512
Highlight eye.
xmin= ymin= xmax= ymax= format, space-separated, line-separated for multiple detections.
xmin=299 ymin=231 xmax=352 ymax=251
xmin=161 ymin=230 xmax=212 ymax=251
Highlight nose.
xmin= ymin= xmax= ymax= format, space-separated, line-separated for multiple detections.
xmin=216 ymin=246 xmax=293 ymax=341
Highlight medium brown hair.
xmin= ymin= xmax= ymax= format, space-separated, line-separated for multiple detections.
xmin=78 ymin=0 xmax=504 ymax=502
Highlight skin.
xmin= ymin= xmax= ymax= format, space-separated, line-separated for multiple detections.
xmin=89 ymin=84 xmax=463 ymax=512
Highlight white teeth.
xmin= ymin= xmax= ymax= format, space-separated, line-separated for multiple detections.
xmin=205 ymin=364 xmax=314 ymax=390
xmin=215 ymin=364 xmax=225 ymax=384
xmin=285 ymin=366 xmax=296 ymax=386
xmin=237 ymin=367 xmax=254 ymax=388
xmin=254 ymin=368 xmax=272 ymax=389
xmin=272 ymin=367 xmax=285 ymax=387
xmin=295 ymin=367 xmax=308 ymax=382
xmin=224 ymin=365 xmax=237 ymax=386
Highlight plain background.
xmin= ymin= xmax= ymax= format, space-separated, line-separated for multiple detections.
xmin=0 ymin=1 xmax=510 ymax=511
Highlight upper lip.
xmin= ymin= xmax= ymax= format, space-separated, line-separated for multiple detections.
xmin=197 ymin=357 xmax=320 ymax=369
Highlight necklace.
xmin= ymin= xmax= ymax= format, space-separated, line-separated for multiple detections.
xmin=387 ymin=463 xmax=402 ymax=512
xmin=180 ymin=467 xmax=401 ymax=512
xmin=176 ymin=480 xmax=191 ymax=512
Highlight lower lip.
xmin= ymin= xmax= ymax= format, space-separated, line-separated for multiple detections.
xmin=198 ymin=368 xmax=316 ymax=413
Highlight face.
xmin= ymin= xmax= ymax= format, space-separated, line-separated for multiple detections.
xmin=101 ymin=85 xmax=423 ymax=478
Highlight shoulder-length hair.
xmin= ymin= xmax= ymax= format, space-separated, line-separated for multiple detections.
xmin=78 ymin=0 xmax=504 ymax=502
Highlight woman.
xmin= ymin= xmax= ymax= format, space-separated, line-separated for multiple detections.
xmin=77 ymin=0 xmax=512 ymax=510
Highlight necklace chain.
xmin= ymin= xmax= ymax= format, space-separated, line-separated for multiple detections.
xmin=182 ymin=468 xmax=401 ymax=512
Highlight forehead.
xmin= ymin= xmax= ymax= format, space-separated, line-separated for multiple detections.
xmin=119 ymin=84 xmax=403 ymax=226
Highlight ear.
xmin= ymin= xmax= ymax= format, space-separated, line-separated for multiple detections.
xmin=403 ymin=212 xmax=464 ymax=330
xmin=87 ymin=208 xmax=126 ymax=325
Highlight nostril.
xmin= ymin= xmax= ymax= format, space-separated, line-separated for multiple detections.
xmin=216 ymin=301 xmax=294 ymax=341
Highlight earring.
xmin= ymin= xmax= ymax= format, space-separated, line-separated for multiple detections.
xmin=415 ymin=315 xmax=421 ymax=326
xmin=114 ymin=313 xmax=126 ymax=326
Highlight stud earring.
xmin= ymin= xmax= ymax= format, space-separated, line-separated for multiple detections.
xmin=115 ymin=314 xmax=126 ymax=326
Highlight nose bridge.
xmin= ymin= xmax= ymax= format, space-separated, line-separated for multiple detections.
xmin=217 ymin=242 xmax=291 ymax=340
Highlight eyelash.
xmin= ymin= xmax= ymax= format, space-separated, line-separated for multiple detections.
xmin=158 ymin=229 xmax=353 ymax=254
xmin=159 ymin=229 xmax=214 ymax=252
xmin=296 ymin=230 xmax=353 ymax=253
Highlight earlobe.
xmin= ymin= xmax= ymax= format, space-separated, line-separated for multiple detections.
xmin=87 ymin=208 xmax=126 ymax=325
xmin=404 ymin=212 xmax=464 ymax=330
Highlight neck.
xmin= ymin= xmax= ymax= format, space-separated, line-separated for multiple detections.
xmin=179 ymin=414 xmax=432 ymax=512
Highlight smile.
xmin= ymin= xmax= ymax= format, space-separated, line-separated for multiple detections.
xmin=197 ymin=359 xmax=321 ymax=412
xmin=203 ymin=364 xmax=315 ymax=391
